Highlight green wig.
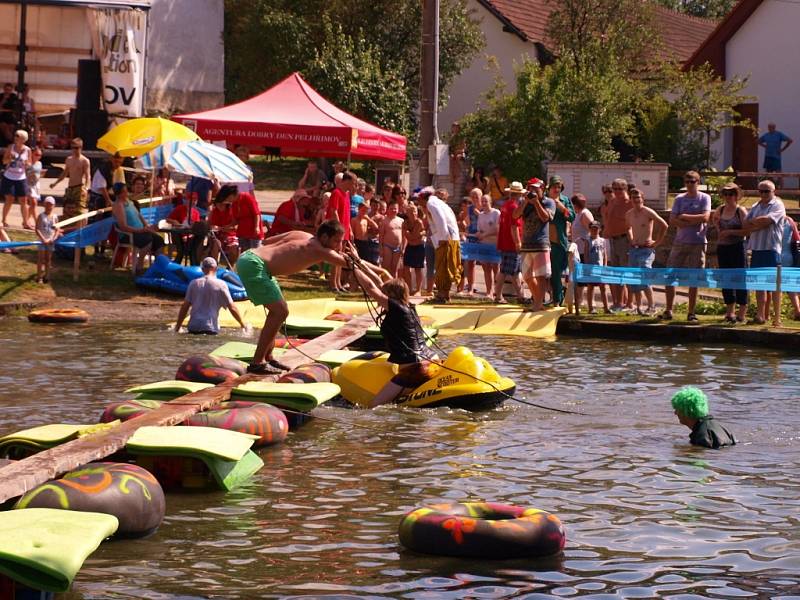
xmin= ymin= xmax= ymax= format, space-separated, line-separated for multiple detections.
xmin=670 ymin=387 xmax=709 ymax=419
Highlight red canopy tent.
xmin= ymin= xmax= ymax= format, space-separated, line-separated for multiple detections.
xmin=173 ymin=72 xmax=407 ymax=161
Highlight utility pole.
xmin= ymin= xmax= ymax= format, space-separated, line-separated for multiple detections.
xmin=418 ymin=0 xmax=440 ymax=187
xmin=16 ymin=0 xmax=28 ymax=126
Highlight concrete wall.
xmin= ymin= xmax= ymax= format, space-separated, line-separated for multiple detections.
xmin=438 ymin=0 xmax=538 ymax=135
xmin=720 ymin=0 xmax=800 ymax=173
xmin=145 ymin=0 xmax=224 ymax=114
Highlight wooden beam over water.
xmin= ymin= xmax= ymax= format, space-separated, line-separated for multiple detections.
xmin=0 ymin=314 xmax=376 ymax=504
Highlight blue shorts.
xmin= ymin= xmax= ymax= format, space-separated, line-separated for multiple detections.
xmin=500 ymin=251 xmax=521 ymax=276
xmin=1 ymin=176 xmax=29 ymax=198
xmin=750 ymin=249 xmax=780 ymax=268
xmin=425 ymin=240 xmax=436 ymax=279
xmin=628 ymin=247 xmax=655 ymax=292
xmin=763 ymin=155 xmax=781 ymax=172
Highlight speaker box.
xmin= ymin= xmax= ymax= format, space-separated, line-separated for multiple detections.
xmin=76 ymin=59 xmax=102 ymax=111
xmin=71 ymin=109 xmax=108 ymax=150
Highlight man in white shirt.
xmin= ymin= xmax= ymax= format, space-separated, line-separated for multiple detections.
xmin=174 ymin=257 xmax=247 ymax=334
xmin=417 ymin=186 xmax=461 ymax=303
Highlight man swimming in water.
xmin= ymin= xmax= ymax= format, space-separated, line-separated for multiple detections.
xmin=671 ymin=387 xmax=736 ymax=449
xmin=236 ymin=220 xmax=350 ymax=374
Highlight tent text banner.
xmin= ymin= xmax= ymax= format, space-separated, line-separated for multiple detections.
xmin=87 ymin=8 xmax=146 ymax=118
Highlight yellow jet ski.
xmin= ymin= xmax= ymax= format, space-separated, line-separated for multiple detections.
xmin=332 ymin=346 xmax=515 ymax=410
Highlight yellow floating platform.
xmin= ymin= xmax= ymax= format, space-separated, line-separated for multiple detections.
xmin=219 ymin=298 xmax=565 ymax=338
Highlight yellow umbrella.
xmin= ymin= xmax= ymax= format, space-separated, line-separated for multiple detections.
xmin=97 ymin=117 xmax=200 ymax=157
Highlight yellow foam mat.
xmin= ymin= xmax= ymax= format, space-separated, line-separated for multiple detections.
xmin=219 ymin=298 xmax=564 ymax=338
xmin=125 ymin=381 xmax=214 ymax=395
xmin=0 ymin=424 xmax=88 ymax=446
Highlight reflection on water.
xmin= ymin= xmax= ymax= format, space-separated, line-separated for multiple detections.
xmin=1 ymin=321 xmax=799 ymax=599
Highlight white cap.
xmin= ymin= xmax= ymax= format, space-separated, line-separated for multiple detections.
xmin=43 ymin=196 xmax=56 ymax=205
xmin=201 ymin=257 xmax=217 ymax=271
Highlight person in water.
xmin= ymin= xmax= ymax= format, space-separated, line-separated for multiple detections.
xmin=348 ymin=250 xmax=440 ymax=407
xmin=236 ymin=220 xmax=350 ymax=375
xmin=671 ymin=387 xmax=736 ymax=449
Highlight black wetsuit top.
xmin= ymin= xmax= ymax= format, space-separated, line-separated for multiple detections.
xmin=690 ymin=416 xmax=736 ymax=449
xmin=379 ymin=299 xmax=432 ymax=364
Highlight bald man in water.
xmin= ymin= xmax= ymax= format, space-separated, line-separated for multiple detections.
xmin=236 ymin=220 xmax=350 ymax=375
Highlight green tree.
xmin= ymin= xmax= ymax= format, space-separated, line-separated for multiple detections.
xmin=456 ymin=59 xmax=638 ymax=180
xmin=223 ymin=0 xmax=484 ymax=138
xmin=304 ymin=19 xmax=412 ymax=135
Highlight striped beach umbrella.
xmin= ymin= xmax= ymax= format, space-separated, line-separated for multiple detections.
xmin=166 ymin=141 xmax=252 ymax=183
xmin=138 ymin=140 xmax=189 ymax=170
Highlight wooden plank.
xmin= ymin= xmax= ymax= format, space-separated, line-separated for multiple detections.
xmin=0 ymin=44 xmax=91 ymax=56
xmin=0 ymin=313 xmax=375 ymax=504
xmin=0 ymin=62 xmax=78 ymax=74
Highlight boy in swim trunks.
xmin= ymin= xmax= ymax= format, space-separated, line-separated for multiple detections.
xmin=379 ymin=201 xmax=403 ymax=277
xmin=236 ymin=219 xmax=350 ymax=375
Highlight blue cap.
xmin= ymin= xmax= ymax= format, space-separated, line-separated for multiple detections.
xmin=113 ymin=182 xmax=126 ymax=195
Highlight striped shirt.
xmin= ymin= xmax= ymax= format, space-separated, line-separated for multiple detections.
xmin=746 ymin=196 xmax=786 ymax=254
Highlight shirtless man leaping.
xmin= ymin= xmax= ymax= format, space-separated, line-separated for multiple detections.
xmin=50 ymin=137 xmax=91 ymax=225
xmin=236 ymin=220 xmax=350 ymax=375
xmin=379 ymin=201 xmax=404 ymax=277
xmin=625 ymin=188 xmax=668 ymax=315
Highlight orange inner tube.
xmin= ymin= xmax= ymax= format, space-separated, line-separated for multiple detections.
xmin=28 ymin=308 xmax=90 ymax=323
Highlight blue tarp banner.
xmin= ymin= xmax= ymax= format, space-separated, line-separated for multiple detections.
xmin=575 ymin=263 xmax=800 ymax=292
xmin=0 ymin=205 xmax=174 ymax=250
xmin=460 ymin=241 xmax=501 ymax=264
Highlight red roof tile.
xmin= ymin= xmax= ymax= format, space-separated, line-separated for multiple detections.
xmin=477 ymin=1 xmax=717 ymax=63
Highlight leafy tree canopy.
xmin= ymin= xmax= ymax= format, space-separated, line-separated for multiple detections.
xmin=224 ymin=0 xmax=484 ymax=138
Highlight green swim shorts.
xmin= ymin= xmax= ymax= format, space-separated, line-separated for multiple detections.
xmin=236 ymin=251 xmax=283 ymax=306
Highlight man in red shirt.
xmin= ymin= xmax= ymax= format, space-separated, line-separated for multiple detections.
xmin=230 ymin=186 xmax=264 ymax=250
xmin=269 ymin=190 xmax=313 ymax=237
xmin=326 ymin=172 xmax=353 ymax=238
xmin=493 ymin=179 xmax=532 ymax=303
xmin=325 ymin=172 xmax=354 ymax=291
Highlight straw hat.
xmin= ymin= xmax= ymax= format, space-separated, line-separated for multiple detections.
xmin=504 ymin=181 xmax=525 ymax=194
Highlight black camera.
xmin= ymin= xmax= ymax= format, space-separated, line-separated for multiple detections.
xmin=526 ymin=191 xmax=536 ymax=200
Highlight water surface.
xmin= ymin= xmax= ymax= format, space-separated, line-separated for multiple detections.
xmin=1 ymin=320 xmax=799 ymax=599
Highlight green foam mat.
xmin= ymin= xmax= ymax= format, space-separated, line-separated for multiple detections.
xmin=126 ymin=426 xmax=258 ymax=462
xmin=231 ymin=382 xmax=341 ymax=411
xmin=211 ymin=342 xmax=366 ymax=368
xmin=125 ymin=381 xmax=213 ymax=396
xmin=0 ymin=508 xmax=118 ymax=592
xmin=125 ymin=426 xmax=263 ymax=491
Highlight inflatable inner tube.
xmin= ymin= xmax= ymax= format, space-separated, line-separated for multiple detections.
xmin=176 ymin=354 xmax=247 ymax=384
xmin=398 ymin=502 xmax=565 ymax=559
xmin=100 ymin=399 xmax=164 ymax=423
xmin=14 ymin=462 xmax=165 ymax=538
xmin=28 ymin=308 xmax=89 ymax=324
xmin=276 ymin=362 xmax=332 ymax=384
xmin=185 ymin=401 xmax=288 ymax=446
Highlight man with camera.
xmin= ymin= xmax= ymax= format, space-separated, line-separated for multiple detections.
xmin=513 ymin=178 xmax=555 ymax=312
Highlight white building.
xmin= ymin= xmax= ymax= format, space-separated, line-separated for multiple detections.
xmin=440 ymin=0 xmax=716 ymax=136
xmin=686 ymin=0 xmax=800 ymax=177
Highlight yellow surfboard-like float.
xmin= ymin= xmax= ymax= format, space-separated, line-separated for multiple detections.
xmin=218 ymin=298 xmax=565 ymax=338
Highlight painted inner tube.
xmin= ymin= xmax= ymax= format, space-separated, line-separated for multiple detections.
xmin=14 ymin=462 xmax=165 ymax=538
xmin=276 ymin=362 xmax=332 ymax=384
xmin=100 ymin=399 xmax=286 ymax=446
xmin=27 ymin=308 xmax=90 ymax=324
xmin=398 ymin=502 xmax=566 ymax=559
xmin=100 ymin=398 xmax=164 ymax=423
xmin=185 ymin=401 xmax=288 ymax=446
xmin=175 ymin=354 xmax=247 ymax=384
